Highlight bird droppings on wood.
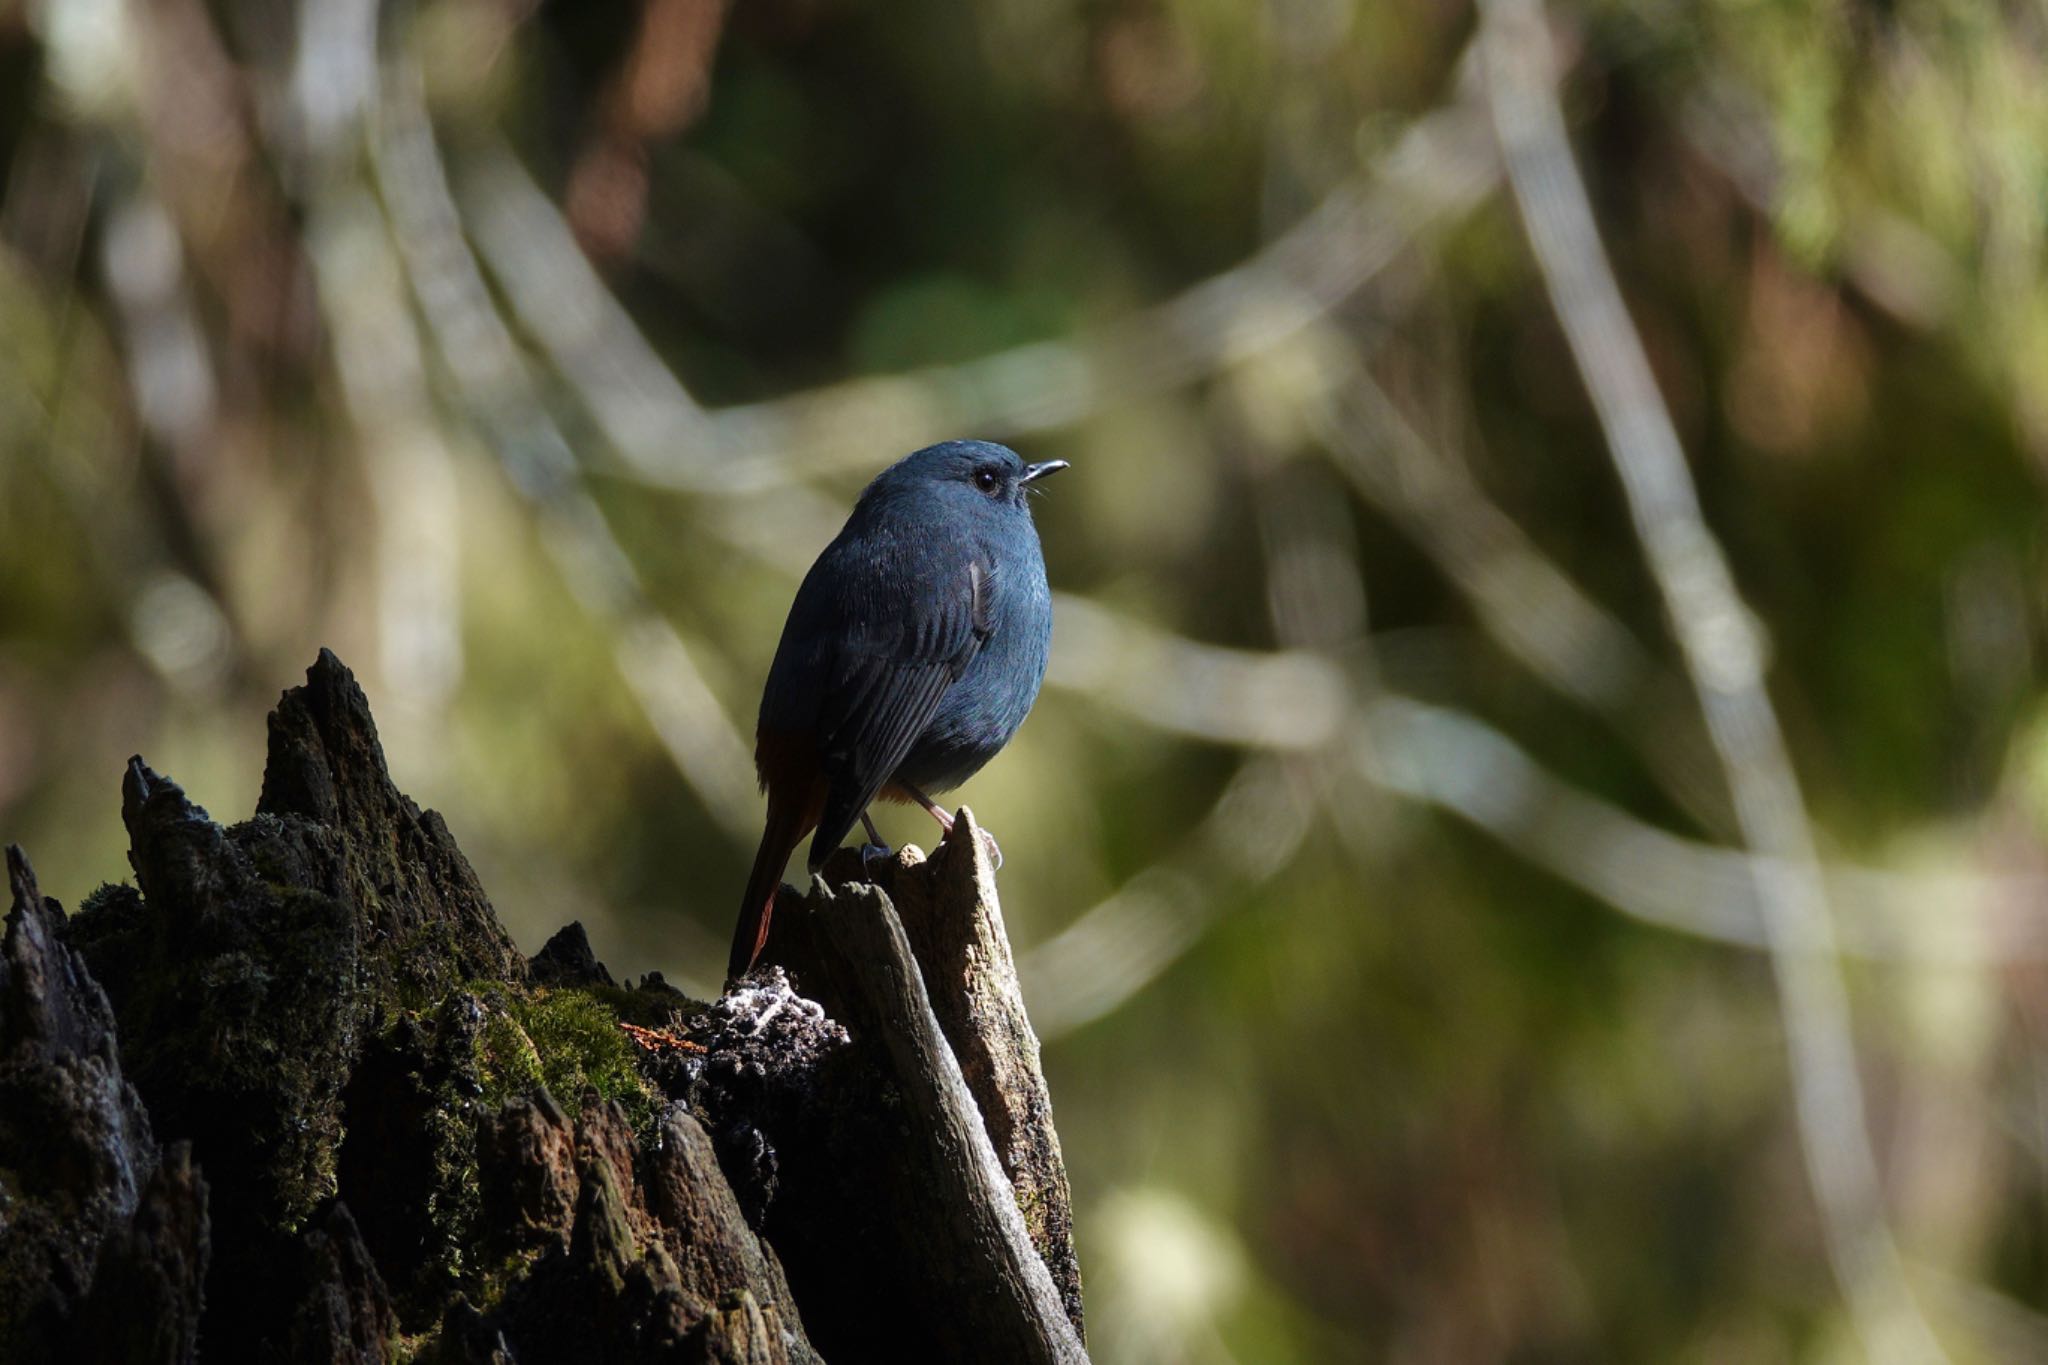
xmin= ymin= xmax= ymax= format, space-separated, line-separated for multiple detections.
xmin=635 ymin=966 xmax=854 ymax=1230
xmin=0 ymin=650 xmax=1085 ymax=1363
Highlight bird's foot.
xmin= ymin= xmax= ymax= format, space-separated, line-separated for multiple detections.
xmin=978 ymin=828 xmax=1003 ymax=870
xmin=856 ymin=809 xmax=894 ymax=881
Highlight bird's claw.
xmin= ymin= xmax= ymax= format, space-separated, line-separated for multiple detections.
xmin=979 ymin=829 xmax=1003 ymax=870
xmin=859 ymin=842 xmax=893 ymax=878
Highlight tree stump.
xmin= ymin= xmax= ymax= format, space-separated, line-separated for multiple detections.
xmin=0 ymin=650 xmax=1084 ymax=1363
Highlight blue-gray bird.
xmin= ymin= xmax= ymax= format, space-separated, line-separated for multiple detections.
xmin=728 ymin=440 xmax=1067 ymax=980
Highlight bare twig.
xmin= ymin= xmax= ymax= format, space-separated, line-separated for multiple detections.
xmin=1478 ymin=3 xmax=1946 ymax=1359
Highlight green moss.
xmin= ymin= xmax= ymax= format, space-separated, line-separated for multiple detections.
xmin=420 ymin=1094 xmax=482 ymax=1287
xmin=470 ymin=985 xmax=657 ymax=1132
xmin=383 ymin=921 xmax=479 ymax=1014
xmin=473 ymin=1246 xmax=544 ymax=1312
xmin=74 ymin=881 xmax=139 ymax=920
xmin=1017 ymin=1185 xmax=1049 ymax=1247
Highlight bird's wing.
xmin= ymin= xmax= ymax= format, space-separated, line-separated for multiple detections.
xmin=808 ymin=553 xmax=995 ymax=863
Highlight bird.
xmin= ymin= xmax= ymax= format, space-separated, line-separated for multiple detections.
xmin=727 ymin=439 xmax=1067 ymax=981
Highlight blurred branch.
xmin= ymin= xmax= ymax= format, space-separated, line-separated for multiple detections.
xmin=1304 ymin=338 xmax=1737 ymax=837
xmin=1311 ymin=346 xmax=1647 ymax=711
xmin=471 ymin=101 xmax=1498 ymax=494
xmin=1025 ymin=663 xmax=2044 ymax=1043
xmin=1046 ymin=594 xmax=1350 ymax=750
xmin=369 ymin=78 xmax=760 ymax=840
xmin=458 ymin=143 xmax=720 ymax=487
xmin=1021 ymin=757 xmax=1315 ymax=1039
xmin=1361 ymin=695 xmax=2047 ymax=966
xmin=1479 ymin=3 xmax=1946 ymax=1360
xmin=308 ymin=187 xmax=465 ymax=718
xmin=457 ymin=140 xmax=875 ymax=581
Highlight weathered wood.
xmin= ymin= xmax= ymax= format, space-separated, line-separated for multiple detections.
xmin=804 ymin=877 xmax=1088 ymax=1364
xmin=734 ymin=855 xmax=1087 ymax=1363
xmin=887 ymin=811 xmax=1085 ymax=1332
xmin=446 ymin=1091 xmax=820 ymax=1364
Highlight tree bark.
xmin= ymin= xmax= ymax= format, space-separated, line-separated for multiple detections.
xmin=0 ymin=650 xmax=1084 ymax=1363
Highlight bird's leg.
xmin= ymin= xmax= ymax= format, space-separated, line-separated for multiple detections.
xmin=896 ymin=781 xmax=1002 ymax=870
xmin=895 ymin=782 xmax=954 ymax=832
xmin=858 ymin=809 xmax=892 ymax=878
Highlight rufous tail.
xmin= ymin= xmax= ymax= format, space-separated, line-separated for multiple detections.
xmin=728 ymin=801 xmax=809 ymax=982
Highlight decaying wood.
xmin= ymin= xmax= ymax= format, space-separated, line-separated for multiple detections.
xmin=0 ymin=650 xmax=1087 ymax=1363
xmin=0 ymin=845 xmax=209 ymax=1364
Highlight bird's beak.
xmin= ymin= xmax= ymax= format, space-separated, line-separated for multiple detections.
xmin=1019 ymin=460 xmax=1070 ymax=485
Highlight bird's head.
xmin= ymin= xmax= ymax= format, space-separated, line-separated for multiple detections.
xmin=868 ymin=440 xmax=1069 ymax=514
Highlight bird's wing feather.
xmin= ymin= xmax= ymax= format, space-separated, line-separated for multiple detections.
xmin=806 ymin=548 xmax=993 ymax=862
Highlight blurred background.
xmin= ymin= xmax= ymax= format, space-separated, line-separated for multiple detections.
xmin=4 ymin=0 xmax=2047 ymax=1358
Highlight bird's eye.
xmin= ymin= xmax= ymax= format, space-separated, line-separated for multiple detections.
xmin=974 ymin=468 xmax=1002 ymax=494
